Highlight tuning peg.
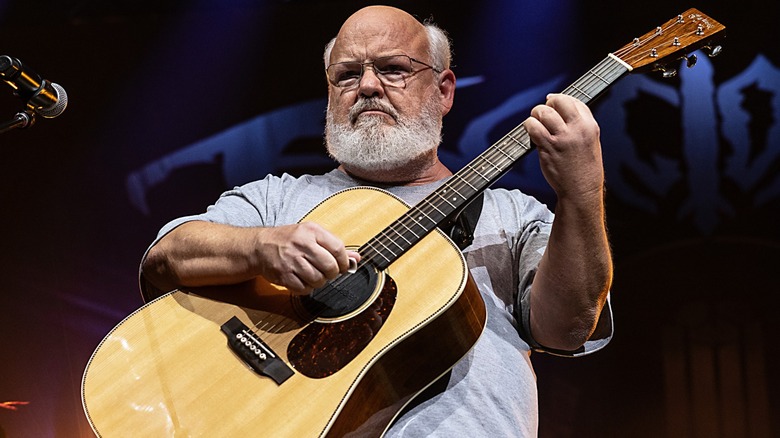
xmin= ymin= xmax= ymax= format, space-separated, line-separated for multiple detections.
xmin=685 ymin=54 xmax=698 ymax=68
xmin=703 ymin=45 xmax=723 ymax=57
xmin=655 ymin=65 xmax=678 ymax=78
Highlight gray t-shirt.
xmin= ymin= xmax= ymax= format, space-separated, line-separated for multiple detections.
xmin=142 ymin=169 xmax=613 ymax=437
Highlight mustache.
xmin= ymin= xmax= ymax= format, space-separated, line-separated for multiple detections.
xmin=348 ymin=98 xmax=399 ymax=124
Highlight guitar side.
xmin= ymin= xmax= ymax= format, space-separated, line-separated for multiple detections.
xmin=81 ymin=187 xmax=487 ymax=437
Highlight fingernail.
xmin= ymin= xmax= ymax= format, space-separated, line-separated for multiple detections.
xmin=348 ymin=257 xmax=358 ymax=274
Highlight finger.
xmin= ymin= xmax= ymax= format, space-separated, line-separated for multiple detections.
xmin=311 ymin=225 xmax=357 ymax=275
xmin=292 ymin=253 xmax=330 ymax=290
xmin=304 ymin=244 xmax=343 ymax=280
xmin=549 ymin=94 xmax=597 ymax=131
xmin=285 ymin=222 xmax=339 ymax=278
xmin=279 ymin=270 xmax=312 ymax=295
xmin=524 ymin=112 xmax=558 ymax=148
xmin=545 ymin=94 xmax=581 ymax=122
xmin=529 ymin=104 xmax=565 ymax=137
xmin=347 ymin=250 xmax=361 ymax=273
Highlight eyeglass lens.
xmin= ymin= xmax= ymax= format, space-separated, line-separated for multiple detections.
xmin=328 ymin=55 xmax=414 ymax=88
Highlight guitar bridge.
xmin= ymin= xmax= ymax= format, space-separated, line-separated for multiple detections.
xmin=220 ymin=316 xmax=294 ymax=385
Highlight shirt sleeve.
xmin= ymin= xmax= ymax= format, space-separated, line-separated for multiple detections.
xmin=518 ymin=285 xmax=614 ymax=356
xmin=507 ymin=195 xmax=614 ymax=357
xmin=137 ymin=176 xmax=282 ymax=301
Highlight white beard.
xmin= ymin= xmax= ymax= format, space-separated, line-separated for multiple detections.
xmin=325 ymin=95 xmax=443 ymax=176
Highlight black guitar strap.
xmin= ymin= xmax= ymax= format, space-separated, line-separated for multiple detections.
xmin=440 ymin=192 xmax=485 ymax=251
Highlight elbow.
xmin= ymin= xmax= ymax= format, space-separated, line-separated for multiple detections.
xmin=142 ymin=245 xmax=180 ymax=293
xmin=541 ymin=325 xmax=594 ymax=352
xmin=556 ymin=318 xmax=600 ymax=351
xmin=532 ymin=305 xmax=604 ymax=352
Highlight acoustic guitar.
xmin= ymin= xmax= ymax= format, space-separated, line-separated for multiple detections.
xmin=82 ymin=9 xmax=724 ymax=437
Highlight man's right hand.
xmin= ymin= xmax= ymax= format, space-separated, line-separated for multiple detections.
xmin=255 ymin=222 xmax=361 ymax=294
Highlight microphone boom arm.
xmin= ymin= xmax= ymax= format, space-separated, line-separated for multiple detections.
xmin=0 ymin=109 xmax=35 ymax=134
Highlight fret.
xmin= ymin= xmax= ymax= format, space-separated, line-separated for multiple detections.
xmin=458 ymin=173 xmax=479 ymax=190
xmin=402 ymin=212 xmax=428 ymax=236
xmin=420 ymin=199 xmax=447 ymax=217
xmin=409 ymin=207 xmax=437 ymax=230
xmin=484 ymin=149 xmax=513 ymax=169
xmin=505 ymin=131 xmax=531 ymax=151
xmin=493 ymin=143 xmax=515 ymax=161
xmin=386 ymin=224 xmax=413 ymax=246
xmin=477 ymin=155 xmax=501 ymax=174
xmin=567 ymin=83 xmax=592 ymax=100
xmin=565 ymin=56 xmax=629 ymax=104
xmin=396 ymin=218 xmax=421 ymax=240
xmin=397 ymin=213 xmax=430 ymax=237
xmin=383 ymin=228 xmax=409 ymax=252
xmin=463 ymin=162 xmax=491 ymax=184
xmin=445 ymin=183 xmax=469 ymax=202
xmin=457 ymin=180 xmax=481 ymax=200
xmin=362 ymin=241 xmax=392 ymax=265
xmin=433 ymin=191 xmax=457 ymax=209
xmin=372 ymin=236 xmax=399 ymax=259
xmin=587 ymin=67 xmax=610 ymax=85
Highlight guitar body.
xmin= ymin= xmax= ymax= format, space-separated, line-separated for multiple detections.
xmin=82 ymin=187 xmax=487 ymax=437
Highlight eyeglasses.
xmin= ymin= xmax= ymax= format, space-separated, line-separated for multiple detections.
xmin=326 ymin=54 xmax=441 ymax=89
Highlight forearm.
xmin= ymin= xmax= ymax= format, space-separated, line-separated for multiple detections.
xmin=142 ymin=221 xmax=265 ymax=292
xmin=142 ymin=219 xmax=359 ymax=295
xmin=529 ymin=190 xmax=613 ymax=351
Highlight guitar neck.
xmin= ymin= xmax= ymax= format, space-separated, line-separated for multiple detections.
xmin=360 ymin=55 xmax=630 ymax=270
xmin=360 ymin=8 xmax=726 ymax=270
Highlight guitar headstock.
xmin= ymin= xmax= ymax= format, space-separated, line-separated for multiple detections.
xmin=612 ymin=8 xmax=726 ymax=76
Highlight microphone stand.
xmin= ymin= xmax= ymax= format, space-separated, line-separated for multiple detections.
xmin=0 ymin=109 xmax=35 ymax=134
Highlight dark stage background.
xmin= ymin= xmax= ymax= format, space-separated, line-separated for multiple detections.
xmin=1 ymin=1 xmax=778 ymax=436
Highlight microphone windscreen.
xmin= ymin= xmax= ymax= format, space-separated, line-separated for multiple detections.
xmin=37 ymin=82 xmax=68 ymax=118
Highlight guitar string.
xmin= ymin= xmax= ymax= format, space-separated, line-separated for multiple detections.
xmin=612 ymin=17 xmax=685 ymax=58
xmin=249 ymin=58 xmax=628 ymax=340
xmin=245 ymin=12 xmax=706 ymax=333
xmin=309 ymin=56 xmax=631 ymax=305
xmin=348 ymin=19 xmax=707 ymax=300
xmin=261 ymin=91 xmax=604 ymax=355
xmin=612 ymin=23 xmax=707 ymax=67
xmin=253 ymin=16 xmax=725 ymax=362
xmin=245 ymin=53 xmax=633 ymax=356
xmin=246 ymin=174 xmax=495 ymax=352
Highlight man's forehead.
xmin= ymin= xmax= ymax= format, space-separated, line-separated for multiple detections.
xmin=330 ymin=10 xmax=428 ymax=62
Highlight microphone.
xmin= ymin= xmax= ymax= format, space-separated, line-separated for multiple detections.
xmin=0 ymin=55 xmax=68 ymax=118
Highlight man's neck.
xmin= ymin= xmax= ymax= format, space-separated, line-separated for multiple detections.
xmin=338 ymin=159 xmax=452 ymax=187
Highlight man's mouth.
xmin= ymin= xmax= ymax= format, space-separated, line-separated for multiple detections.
xmin=351 ymin=107 xmax=396 ymax=124
xmin=357 ymin=109 xmax=389 ymax=118
xmin=349 ymin=99 xmax=398 ymax=124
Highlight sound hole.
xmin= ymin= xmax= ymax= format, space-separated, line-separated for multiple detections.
xmin=287 ymin=274 xmax=397 ymax=378
xmin=299 ymin=264 xmax=379 ymax=319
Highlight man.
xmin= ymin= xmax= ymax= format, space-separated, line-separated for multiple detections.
xmin=141 ymin=5 xmax=613 ymax=436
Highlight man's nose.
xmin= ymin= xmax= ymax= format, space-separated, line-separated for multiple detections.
xmin=357 ymin=65 xmax=385 ymax=99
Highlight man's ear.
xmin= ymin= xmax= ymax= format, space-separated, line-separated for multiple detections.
xmin=438 ymin=69 xmax=456 ymax=116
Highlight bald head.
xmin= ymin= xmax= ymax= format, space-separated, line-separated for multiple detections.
xmin=328 ymin=6 xmax=429 ymax=66
xmin=341 ymin=5 xmax=425 ymax=35
xmin=324 ymin=6 xmax=451 ymax=72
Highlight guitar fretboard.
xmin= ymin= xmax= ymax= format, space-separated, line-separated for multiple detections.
xmin=360 ymin=55 xmax=630 ymax=270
